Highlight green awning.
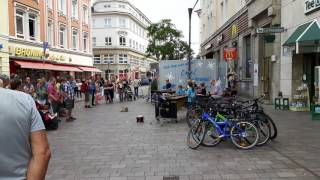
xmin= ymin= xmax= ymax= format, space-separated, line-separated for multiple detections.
xmin=283 ymin=20 xmax=320 ymax=46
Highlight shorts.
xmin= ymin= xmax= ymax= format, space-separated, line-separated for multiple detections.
xmin=64 ymin=99 xmax=75 ymax=109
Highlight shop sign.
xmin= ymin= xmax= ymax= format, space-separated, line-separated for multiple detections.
xmin=217 ymin=34 xmax=224 ymax=44
xmin=205 ymin=44 xmax=212 ymax=50
xmin=9 ymin=46 xmax=65 ymax=62
xmin=231 ymin=24 xmax=238 ymax=38
xmin=223 ymin=48 xmax=237 ymax=60
xmin=305 ymin=0 xmax=320 ymax=14
xmin=256 ymin=27 xmax=285 ymax=34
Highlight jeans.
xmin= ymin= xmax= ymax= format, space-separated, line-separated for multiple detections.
xmin=134 ymin=87 xmax=138 ymax=97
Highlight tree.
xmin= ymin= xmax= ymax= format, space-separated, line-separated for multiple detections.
xmin=146 ymin=19 xmax=193 ymax=61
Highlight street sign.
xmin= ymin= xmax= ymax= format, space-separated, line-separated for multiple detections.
xmin=256 ymin=27 xmax=285 ymax=34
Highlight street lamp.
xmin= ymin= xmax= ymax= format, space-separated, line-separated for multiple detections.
xmin=188 ymin=0 xmax=199 ymax=80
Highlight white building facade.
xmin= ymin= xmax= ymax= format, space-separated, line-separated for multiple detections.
xmin=92 ymin=0 xmax=156 ymax=80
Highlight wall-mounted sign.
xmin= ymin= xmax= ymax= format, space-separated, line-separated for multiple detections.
xmin=205 ymin=44 xmax=212 ymax=50
xmin=217 ymin=34 xmax=224 ymax=44
xmin=118 ymin=31 xmax=128 ymax=36
xmin=9 ymin=46 xmax=65 ymax=62
xmin=231 ymin=24 xmax=238 ymax=38
xmin=256 ymin=27 xmax=285 ymax=34
xmin=305 ymin=0 xmax=320 ymax=14
xmin=223 ymin=48 xmax=237 ymax=61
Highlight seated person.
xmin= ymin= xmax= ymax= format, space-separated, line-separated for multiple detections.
xmin=165 ymin=79 xmax=172 ymax=90
xmin=197 ymin=82 xmax=207 ymax=95
xmin=176 ymin=85 xmax=185 ymax=96
xmin=210 ymin=80 xmax=223 ymax=98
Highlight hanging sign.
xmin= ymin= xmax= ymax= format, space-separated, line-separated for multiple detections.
xmin=305 ymin=0 xmax=320 ymax=14
xmin=223 ymin=48 xmax=237 ymax=60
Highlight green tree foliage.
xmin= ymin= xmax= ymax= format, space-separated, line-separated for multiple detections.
xmin=146 ymin=19 xmax=193 ymax=60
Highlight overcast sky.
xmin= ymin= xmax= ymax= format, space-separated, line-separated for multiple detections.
xmin=93 ymin=0 xmax=201 ymax=54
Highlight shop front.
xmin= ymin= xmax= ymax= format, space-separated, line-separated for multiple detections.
xmin=283 ymin=20 xmax=320 ymax=111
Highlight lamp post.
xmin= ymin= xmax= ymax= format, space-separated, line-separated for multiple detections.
xmin=188 ymin=0 xmax=199 ymax=80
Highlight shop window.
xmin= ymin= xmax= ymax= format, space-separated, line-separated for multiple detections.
xmin=120 ymin=37 xmax=126 ymax=46
xmin=47 ymin=20 xmax=53 ymax=45
xmin=72 ymin=0 xmax=78 ymax=19
xmin=105 ymin=37 xmax=112 ymax=46
xmin=72 ymin=30 xmax=78 ymax=50
xmin=15 ymin=9 xmax=24 ymax=39
xmin=59 ymin=25 xmax=66 ymax=48
xmin=103 ymin=54 xmax=114 ymax=64
xmin=119 ymin=54 xmax=128 ymax=64
xmin=94 ymin=55 xmax=101 ymax=64
xmin=92 ymin=37 xmax=96 ymax=47
xmin=83 ymin=33 xmax=88 ymax=52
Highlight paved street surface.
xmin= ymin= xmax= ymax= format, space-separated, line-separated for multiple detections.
xmin=46 ymin=99 xmax=320 ymax=180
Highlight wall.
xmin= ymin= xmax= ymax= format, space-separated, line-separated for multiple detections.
xmin=0 ymin=0 xmax=9 ymax=75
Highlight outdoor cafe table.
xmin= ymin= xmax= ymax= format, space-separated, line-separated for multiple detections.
xmin=155 ymin=95 xmax=187 ymax=122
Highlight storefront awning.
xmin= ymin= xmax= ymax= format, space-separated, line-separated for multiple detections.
xmin=14 ymin=60 xmax=83 ymax=72
xmin=283 ymin=20 xmax=320 ymax=53
xmin=78 ymin=66 xmax=102 ymax=73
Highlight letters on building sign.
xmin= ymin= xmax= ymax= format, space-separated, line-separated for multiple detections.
xmin=223 ymin=48 xmax=237 ymax=61
xmin=305 ymin=0 xmax=320 ymax=14
xmin=9 ymin=46 xmax=65 ymax=62
xmin=231 ymin=24 xmax=238 ymax=38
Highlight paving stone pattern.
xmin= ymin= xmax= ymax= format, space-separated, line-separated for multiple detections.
xmin=46 ymin=99 xmax=320 ymax=180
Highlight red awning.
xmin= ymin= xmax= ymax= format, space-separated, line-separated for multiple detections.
xmin=78 ymin=66 xmax=102 ymax=73
xmin=14 ymin=60 xmax=82 ymax=72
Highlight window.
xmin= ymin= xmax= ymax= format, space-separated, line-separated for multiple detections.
xmin=72 ymin=30 xmax=78 ymax=50
xmin=135 ymin=42 xmax=138 ymax=50
xmin=103 ymin=54 xmax=114 ymax=64
xmin=83 ymin=33 xmax=88 ymax=52
xmin=15 ymin=9 xmax=24 ymax=38
xmin=46 ymin=0 xmax=52 ymax=9
xmin=92 ymin=37 xmax=96 ymax=46
xmin=94 ymin=55 xmax=101 ymax=64
xmin=104 ymin=4 xmax=111 ymax=8
xmin=28 ymin=13 xmax=37 ymax=40
xmin=119 ymin=4 xmax=126 ymax=8
xmin=133 ymin=40 xmax=135 ymax=49
xmin=92 ymin=19 xmax=96 ymax=27
xmin=58 ymin=0 xmax=66 ymax=15
xmin=104 ymin=18 xmax=111 ymax=27
xmin=59 ymin=25 xmax=66 ymax=48
xmin=119 ymin=37 xmax=126 ymax=46
xmin=72 ymin=0 xmax=78 ymax=19
xmin=129 ymin=39 xmax=132 ymax=48
xmin=105 ymin=37 xmax=112 ymax=46
xmin=244 ymin=36 xmax=252 ymax=79
xmin=83 ymin=5 xmax=88 ymax=24
xmin=119 ymin=18 xmax=126 ymax=28
xmin=118 ymin=54 xmax=128 ymax=64
xmin=47 ymin=20 xmax=53 ymax=45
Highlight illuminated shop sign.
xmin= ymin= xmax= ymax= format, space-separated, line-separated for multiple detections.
xmin=9 ymin=46 xmax=65 ymax=62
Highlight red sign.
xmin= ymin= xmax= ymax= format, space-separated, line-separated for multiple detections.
xmin=223 ymin=48 xmax=237 ymax=61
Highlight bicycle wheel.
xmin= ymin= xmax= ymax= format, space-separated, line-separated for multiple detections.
xmin=202 ymin=122 xmax=222 ymax=147
xmin=258 ymin=112 xmax=277 ymax=140
xmin=187 ymin=120 xmax=206 ymax=149
xmin=230 ymin=121 xmax=259 ymax=150
xmin=186 ymin=107 xmax=203 ymax=127
xmin=254 ymin=119 xmax=270 ymax=146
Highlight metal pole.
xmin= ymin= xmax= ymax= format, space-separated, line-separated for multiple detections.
xmin=188 ymin=8 xmax=192 ymax=80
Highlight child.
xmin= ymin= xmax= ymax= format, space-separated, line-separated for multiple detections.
xmin=176 ymin=85 xmax=185 ymax=96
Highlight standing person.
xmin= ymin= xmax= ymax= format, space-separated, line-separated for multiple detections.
xmin=61 ymin=76 xmax=76 ymax=122
xmin=47 ymin=78 xmax=60 ymax=113
xmin=91 ymin=77 xmax=96 ymax=106
xmin=117 ymin=79 xmax=124 ymax=102
xmin=132 ymin=78 xmax=140 ymax=98
xmin=0 ymin=88 xmax=51 ymax=180
xmin=186 ymin=81 xmax=196 ymax=108
xmin=36 ymin=79 xmax=48 ymax=105
xmin=176 ymin=85 xmax=185 ymax=96
xmin=81 ymin=79 xmax=89 ymax=108
xmin=23 ymin=77 xmax=35 ymax=95
xmin=0 ymin=74 xmax=10 ymax=88
xmin=88 ymin=79 xmax=96 ymax=108
xmin=10 ymin=76 xmax=23 ymax=91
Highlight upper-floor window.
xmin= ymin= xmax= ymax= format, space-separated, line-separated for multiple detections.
xmin=94 ymin=55 xmax=101 ymax=64
xmin=47 ymin=20 xmax=53 ymax=45
xmin=15 ymin=9 xmax=25 ymax=39
xmin=104 ymin=4 xmax=111 ymax=8
xmin=104 ymin=18 xmax=112 ymax=27
xmin=72 ymin=0 xmax=78 ymax=19
xmin=118 ymin=54 xmax=128 ymax=64
xmin=72 ymin=29 xmax=78 ymax=50
xmin=119 ymin=4 xmax=126 ymax=9
xmin=59 ymin=25 xmax=66 ymax=48
xmin=105 ymin=37 xmax=112 ymax=46
xmin=103 ymin=54 xmax=114 ymax=64
xmin=119 ymin=37 xmax=126 ymax=46
xmin=58 ymin=0 xmax=66 ymax=15
xmin=46 ymin=0 xmax=52 ymax=9
xmin=92 ymin=19 xmax=96 ymax=27
xmin=82 ymin=5 xmax=88 ymax=24
xmin=92 ymin=37 xmax=96 ymax=47
xmin=119 ymin=18 xmax=126 ymax=28
xmin=129 ymin=39 xmax=132 ymax=48
xmin=83 ymin=32 xmax=88 ymax=52
xmin=28 ymin=13 xmax=37 ymax=41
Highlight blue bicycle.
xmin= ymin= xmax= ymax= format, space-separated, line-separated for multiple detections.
xmin=187 ymin=112 xmax=259 ymax=150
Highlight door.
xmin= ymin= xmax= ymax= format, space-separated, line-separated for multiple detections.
xmin=263 ymin=57 xmax=271 ymax=99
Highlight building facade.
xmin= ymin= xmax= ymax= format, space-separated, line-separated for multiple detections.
xmin=281 ymin=0 xmax=320 ymax=111
xmin=92 ymin=0 xmax=156 ymax=81
xmin=7 ymin=0 xmax=99 ymax=81
xmin=0 ymin=0 xmax=10 ymax=75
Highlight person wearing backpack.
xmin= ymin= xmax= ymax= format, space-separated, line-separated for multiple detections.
xmin=186 ymin=81 xmax=196 ymax=108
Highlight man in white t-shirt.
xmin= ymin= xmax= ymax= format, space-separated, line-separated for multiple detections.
xmin=0 ymin=88 xmax=51 ymax=180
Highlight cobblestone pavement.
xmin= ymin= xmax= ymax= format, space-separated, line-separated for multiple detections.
xmin=46 ymin=99 xmax=320 ymax=180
